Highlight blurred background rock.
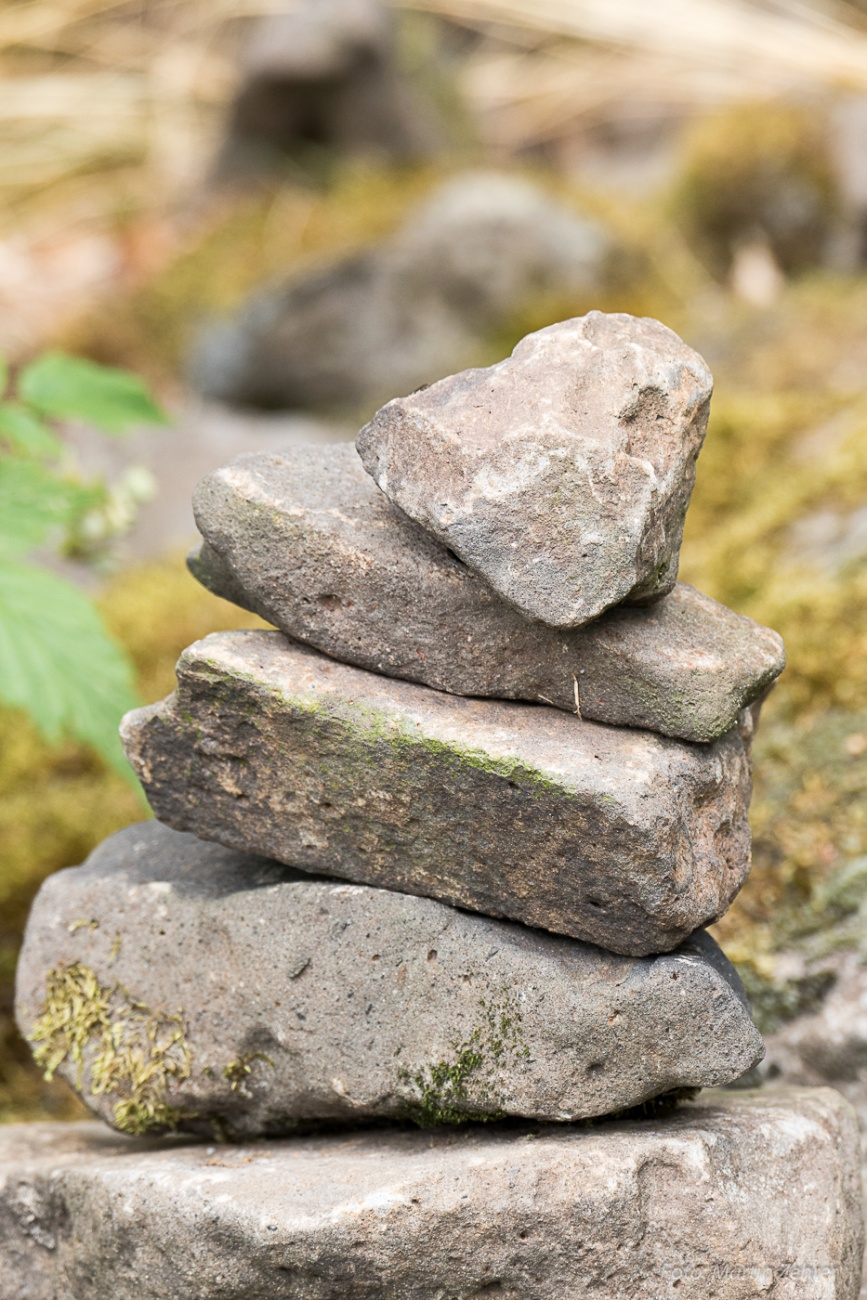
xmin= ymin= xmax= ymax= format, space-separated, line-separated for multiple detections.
xmin=0 ymin=0 xmax=865 ymax=1151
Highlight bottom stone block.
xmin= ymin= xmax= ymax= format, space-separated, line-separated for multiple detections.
xmin=0 ymin=1089 xmax=862 ymax=1299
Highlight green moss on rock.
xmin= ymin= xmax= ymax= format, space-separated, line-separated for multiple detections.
xmin=399 ymin=991 xmax=529 ymax=1128
xmin=28 ymin=961 xmax=191 ymax=1136
xmin=223 ymin=1051 xmax=274 ymax=1097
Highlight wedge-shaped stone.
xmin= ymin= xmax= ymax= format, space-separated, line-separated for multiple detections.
xmin=15 ymin=822 xmax=763 ymax=1137
xmin=120 ymin=633 xmax=752 ymax=954
xmin=189 ymin=443 xmax=784 ymax=743
xmin=357 ymin=311 xmax=713 ymax=628
xmin=1 ymin=1090 xmax=861 ymax=1299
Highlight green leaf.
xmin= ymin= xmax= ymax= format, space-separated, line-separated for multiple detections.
xmin=0 ymin=459 xmax=102 ymax=556
xmin=19 ymin=352 xmax=170 ymax=434
xmin=0 ymin=353 xmax=8 ymax=400
xmin=0 ymin=402 xmax=62 ymax=458
xmin=0 ymin=561 xmax=140 ymax=781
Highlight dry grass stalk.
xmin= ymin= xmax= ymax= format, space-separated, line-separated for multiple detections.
xmin=401 ymin=0 xmax=867 ymax=151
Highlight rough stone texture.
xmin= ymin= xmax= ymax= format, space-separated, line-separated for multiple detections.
xmin=357 ymin=311 xmax=714 ymax=628
xmin=120 ymin=632 xmax=752 ymax=956
xmin=189 ymin=442 xmax=785 ymax=743
xmin=759 ymin=953 xmax=867 ymax=1299
xmin=190 ymin=174 xmax=611 ymax=413
xmin=0 ymin=1089 xmax=862 ymax=1299
xmin=15 ymin=821 xmax=763 ymax=1137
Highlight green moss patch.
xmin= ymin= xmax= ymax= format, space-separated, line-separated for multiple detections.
xmin=28 ymin=961 xmax=191 ymax=1136
xmin=223 ymin=1051 xmax=274 ymax=1097
xmin=400 ymin=991 xmax=530 ymax=1128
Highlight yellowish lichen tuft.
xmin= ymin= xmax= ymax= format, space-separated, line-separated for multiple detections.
xmin=67 ymin=918 xmax=99 ymax=935
xmin=28 ymin=962 xmax=191 ymax=1136
xmin=223 ymin=1051 xmax=274 ymax=1096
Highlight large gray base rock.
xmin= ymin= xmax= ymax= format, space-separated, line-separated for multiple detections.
xmin=120 ymin=633 xmax=752 ymax=955
xmin=189 ymin=443 xmax=785 ymax=744
xmin=357 ymin=311 xmax=713 ymax=627
xmin=0 ymin=1090 xmax=862 ymax=1299
xmin=757 ymin=953 xmax=867 ymax=1298
xmin=15 ymin=822 xmax=763 ymax=1138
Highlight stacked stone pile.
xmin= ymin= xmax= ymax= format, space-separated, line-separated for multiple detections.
xmin=8 ymin=311 xmax=864 ymax=1298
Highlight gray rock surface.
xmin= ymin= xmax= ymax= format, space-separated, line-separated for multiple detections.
xmin=758 ymin=952 xmax=867 ymax=1299
xmin=191 ymin=174 xmax=611 ymax=413
xmin=189 ymin=442 xmax=785 ymax=743
xmin=120 ymin=632 xmax=752 ymax=955
xmin=15 ymin=821 xmax=763 ymax=1137
xmin=0 ymin=1089 xmax=861 ymax=1299
xmin=357 ymin=311 xmax=713 ymax=627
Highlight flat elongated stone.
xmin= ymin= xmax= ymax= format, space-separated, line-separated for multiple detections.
xmin=0 ymin=1090 xmax=861 ymax=1299
xmin=189 ymin=443 xmax=785 ymax=743
xmin=15 ymin=822 xmax=763 ymax=1136
xmin=120 ymin=632 xmax=752 ymax=955
xmin=357 ymin=311 xmax=714 ymax=628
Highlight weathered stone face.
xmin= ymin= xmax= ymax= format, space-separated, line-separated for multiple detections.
xmin=15 ymin=822 xmax=763 ymax=1137
xmin=120 ymin=632 xmax=752 ymax=955
xmin=759 ymin=951 xmax=867 ymax=1294
xmin=189 ymin=443 xmax=785 ymax=743
xmin=0 ymin=1090 xmax=861 ymax=1299
xmin=356 ymin=311 xmax=714 ymax=628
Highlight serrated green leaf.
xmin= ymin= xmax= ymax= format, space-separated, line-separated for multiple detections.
xmin=0 ymin=403 xmax=62 ymax=458
xmin=19 ymin=352 xmax=170 ymax=434
xmin=0 ymin=561 xmax=140 ymax=781
xmin=0 ymin=459 xmax=102 ymax=556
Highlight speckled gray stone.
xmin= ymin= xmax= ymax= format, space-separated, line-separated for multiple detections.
xmin=188 ymin=443 xmax=784 ymax=743
xmin=356 ymin=311 xmax=714 ymax=628
xmin=0 ymin=1089 xmax=861 ymax=1299
xmin=15 ymin=822 xmax=763 ymax=1137
xmin=120 ymin=632 xmax=752 ymax=956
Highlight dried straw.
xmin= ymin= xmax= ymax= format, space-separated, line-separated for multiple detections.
xmin=399 ymin=0 xmax=867 ymax=151
xmin=4 ymin=0 xmax=867 ymax=204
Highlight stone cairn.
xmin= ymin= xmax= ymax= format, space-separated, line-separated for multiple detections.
xmin=8 ymin=312 xmax=864 ymax=1298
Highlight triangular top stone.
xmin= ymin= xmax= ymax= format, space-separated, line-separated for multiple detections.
xmin=357 ymin=311 xmax=713 ymax=628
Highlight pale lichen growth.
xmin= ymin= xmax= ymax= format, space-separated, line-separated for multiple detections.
xmin=28 ymin=962 xmax=191 ymax=1136
xmin=223 ymin=1051 xmax=274 ymax=1097
xmin=67 ymin=918 xmax=99 ymax=934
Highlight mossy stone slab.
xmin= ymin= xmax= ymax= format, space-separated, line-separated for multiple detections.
xmin=356 ymin=311 xmax=713 ymax=628
xmin=189 ymin=442 xmax=784 ymax=744
xmin=120 ymin=632 xmax=752 ymax=955
xmin=0 ymin=1089 xmax=862 ymax=1299
xmin=15 ymin=822 xmax=764 ymax=1137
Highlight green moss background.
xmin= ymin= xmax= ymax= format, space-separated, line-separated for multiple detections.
xmin=3 ymin=122 xmax=867 ymax=1116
